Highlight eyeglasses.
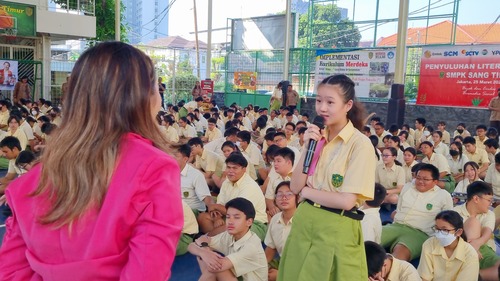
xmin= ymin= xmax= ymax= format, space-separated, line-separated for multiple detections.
xmin=478 ymin=196 xmax=493 ymax=205
xmin=276 ymin=192 xmax=294 ymax=199
xmin=382 ymin=154 xmax=394 ymax=158
xmin=18 ymin=163 xmax=28 ymax=170
xmin=431 ymin=226 xmax=457 ymax=235
xmin=415 ymin=177 xmax=434 ymax=182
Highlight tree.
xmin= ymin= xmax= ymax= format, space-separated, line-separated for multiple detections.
xmin=298 ymin=3 xmax=361 ymax=48
xmin=52 ymin=0 xmax=128 ymax=45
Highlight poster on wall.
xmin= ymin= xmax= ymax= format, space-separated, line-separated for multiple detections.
xmin=314 ymin=49 xmax=397 ymax=101
xmin=417 ymin=45 xmax=500 ymax=107
xmin=0 ymin=1 xmax=36 ymax=37
xmin=0 ymin=59 xmax=18 ymax=90
xmin=233 ymin=72 xmax=257 ymax=91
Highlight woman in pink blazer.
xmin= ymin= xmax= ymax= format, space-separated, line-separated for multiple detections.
xmin=0 ymin=42 xmax=183 ymax=281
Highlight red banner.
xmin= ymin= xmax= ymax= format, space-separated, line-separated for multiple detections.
xmin=417 ymin=45 xmax=500 ymax=107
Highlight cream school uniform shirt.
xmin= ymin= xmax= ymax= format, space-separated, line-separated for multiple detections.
xmin=217 ymin=173 xmax=267 ymax=224
xmin=164 ymin=126 xmax=179 ymax=143
xmin=394 ymin=184 xmax=453 ymax=235
xmin=465 ymin=148 xmax=490 ymax=167
xmin=204 ymin=127 xmax=222 ymax=142
xmin=421 ymin=153 xmax=450 ymax=174
xmin=386 ymin=255 xmax=420 ymax=281
xmin=265 ymin=171 xmax=292 ymax=200
xmin=375 ymin=163 xmax=405 ymax=191
xmin=485 ymin=164 xmax=500 ymax=196
xmin=359 ymin=207 xmax=382 ymax=244
xmin=308 ymin=121 xmax=376 ymax=206
xmin=209 ymin=231 xmax=267 ymax=281
xmin=195 ymin=149 xmax=223 ymax=173
xmin=418 ymin=237 xmax=479 ymax=281
xmin=264 ymin=212 xmax=293 ymax=256
xmin=447 ymin=154 xmax=469 ymax=175
xmin=180 ymin=164 xmax=211 ymax=212
xmin=181 ymin=201 xmax=199 ymax=235
xmin=454 ymin=203 xmax=496 ymax=251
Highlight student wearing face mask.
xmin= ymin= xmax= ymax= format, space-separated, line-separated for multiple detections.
xmin=417 ymin=210 xmax=479 ymax=281
xmin=453 ymin=123 xmax=471 ymax=138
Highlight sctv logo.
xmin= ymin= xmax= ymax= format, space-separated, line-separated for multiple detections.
xmin=492 ymin=50 xmax=500 ymax=55
xmin=461 ymin=50 xmax=479 ymax=56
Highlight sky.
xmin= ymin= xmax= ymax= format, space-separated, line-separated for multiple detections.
xmin=166 ymin=0 xmax=500 ymax=45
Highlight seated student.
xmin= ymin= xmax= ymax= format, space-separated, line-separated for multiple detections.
xmin=420 ymin=141 xmax=455 ymax=193
xmin=0 ymin=136 xmax=23 ymax=194
xmin=454 ymin=161 xmax=483 ymax=194
xmin=188 ymin=137 xmax=224 ymax=188
xmin=188 ymin=197 xmax=268 ymax=281
xmin=283 ymin=122 xmax=296 ymax=144
xmin=264 ymin=147 xmax=294 ymax=217
xmin=484 ymin=138 xmax=500 ymax=165
xmin=205 ymin=127 xmax=240 ymax=157
xmin=237 ymin=130 xmax=262 ymax=179
xmin=365 ymin=241 xmax=420 ymax=281
xmin=172 ymin=144 xmax=214 ymax=215
xmin=272 ymin=132 xmax=300 ymax=166
xmin=198 ymin=153 xmax=267 ymax=240
xmin=376 ymin=147 xmax=405 ymax=204
xmin=265 ymin=181 xmax=297 ymax=281
xmin=202 ymin=118 xmax=223 ymax=143
xmin=418 ymin=210 xmax=479 ymax=281
xmin=213 ymin=141 xmax=257 ymax=188
xmin=178 ymin=116 xmax=197 ymax=140
xmin=387 ymin=136 xmax=404 ymax=164
xmin=259 ymin=144 xmax=281 ymax=193
xmin=431 ymin=131 xmax=448 ymax=157
xmin=437 ymin=121 xmax=451 ymax=145
xmin=163 ymin=115 xmax=180 ymax=143
xmin=485 ymin=153 xmax=500 ymax=197
xmin=381 ymin=164 xmax=453 ymax=261
xmin=453 ymin=182 xmax=499 ymax=280
xmin=463 ymin=136 xmax=490 ymax=179
xmin=448 ymin=141 xmax=469 ymax=183
xmin=360 ymin=183 xmax=386 ymax=244
xmin=474 ymin=124 xmax=489 ymax=150
xmin=402 ymin=147 xmax=418 ymax=183
xmin=14 ymin=150 xmax=36 ymax=175
xmin=398 ymin=130 xmax=411 ymax=149
xmin=454 ymin=123 xmax=472 ymax=138
xmin=177 ymin=200 xmax=200 ymax=256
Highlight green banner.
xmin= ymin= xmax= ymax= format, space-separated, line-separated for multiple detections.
xmin=0 ymin=1 xmax=36 ymax=37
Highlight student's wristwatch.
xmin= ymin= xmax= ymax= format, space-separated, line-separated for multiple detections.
xmin=196 ymin=241 xmax=209 ymax=248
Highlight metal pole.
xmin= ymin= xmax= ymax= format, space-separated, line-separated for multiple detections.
xmin=193 ymin=0 xmax=201 ymax=79
xmin=115 ymin=0 xmax=120 ymax=41
xmin=283 ymin=0 xmax=292 ymax=81
xmin=206 ymin=0 xmax=213 ymax=79
xmin=373 ymin=0 xmax=380 ymax=47
xmin=394 ymin=0 xmax=409 ymax=84
xmin=172 ymin=49 xmax=177 ymax=103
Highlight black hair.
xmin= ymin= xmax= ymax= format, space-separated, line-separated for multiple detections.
xmin=365 ymin=183 xmax=386 ymax=208
xmin=179 ymin=116 xmax=190 ymax=125
xmin=221 ymin=141 xmax=238 ymax=152
xmin=462 ymin=136 xmax=476 ymax=145
xmin=404 ymin=147 xmax=417 ymax=157
xmin=415 ymin=117 xmax=426 ymax=126
xmin=274 ymin=131 xmax=286 ymax=139
xmin=368 ymin=135 xmax=380 ymax=161
xmin=177 ymin=144 xmax=192 ymax=158
xmin=285 ymin=122 xmax=296 ymax=131
xmin=362 ymin=126 xmax=371 ymax=134
xmin=495 ymin=152 xmax=500 ymax=164
xmin=453 ymin=135 xmax=464 ymax=143
xmin=256 ymin=116 xmax=267 ymax=129
xmin=450 ymin=141 xmax=464 ymax=161
xmin=476 ymin=124 xmax=488 ymax=131
xmin=462 ymin=161 xmax=479 ymax=179
xmin=225 ymin=197 xmax=255 ymax=221
xmin=195 ymin=97 xmax=203 ymax=102
xmin=298 ymin=127 xmax=307 ymax=135
xmin=420 ymin=141 xmax=434 ymax=148
xmin=435 ymin=210 xmax=467 ymax=241
xmin=0 ymin=136 xmax=21 ymax=151
xmin=274 ymin=147 xmax=295 ymax=165
xmin=371 ymin=116 xmax=381 ymax=122
xmin=265 ymin=127 xmax=276 ymax=134
xmin=41 ymin=123 xmax=57 ymax=135
xmin=318 ymin=74 xmax=366 ymax=130
xmin=224 ymin=127 xmax=240 ymax=137
xmin=411 ymin=162 xmax=426 ymax=174
xmin=7 ymin=115 xmax=20 ymax=125
xmin=275 ymin=181 xmax=298 ymax=206
xmin=15 ymin=150 xmax=35 ymax=167
xmin=388 ymin=124 xmax=399 ymax=134
xmin=417 ymin=163 xmax=440 ymax=180
xmin=484 ymin=138 xmax=499 ymax=149
xmin=164 ymin=115 xmax=175 ymax=126
xmin=375 ymin=122 xmax=385 ymax=129
xmin=187 ymin=137 xmax=204 ymax=148
xmin=296 ymin=120 xmax=306 ymax=127
xmin=364 ymin=241 xmax=386 ymax=277
xmin=467 ymin=181 xmax=493 ymax=201
xmin=432 ymin=130 xmax=443 ymax=138
xmin=264 ymin=132 xmax=276 ymax=141
xmin=225 ymin=152 xmax=248 ymax=168
xmin=383 ymin=147 xmax=398 ymax=157
xmin=265 ymin=144 xmax=281 ymax=161
xmin=236 ymin=131 xmax=251 ymax=144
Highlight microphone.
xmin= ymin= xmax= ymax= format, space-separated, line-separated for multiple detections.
xmin=303 ymin=116 xmax=325 ymax=174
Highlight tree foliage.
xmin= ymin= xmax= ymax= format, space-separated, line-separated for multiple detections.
xmin=52 ymin=0 xmax=128 ymax=45
xmin=298 ymin=3 xmax=361 ymax=48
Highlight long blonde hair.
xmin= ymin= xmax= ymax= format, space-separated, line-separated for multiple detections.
xmin=33 ymin=42 xmax=170 ymax=227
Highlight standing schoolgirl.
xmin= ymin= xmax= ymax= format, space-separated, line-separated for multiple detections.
xmin=278 ymin=74 xmax=376 ymax=280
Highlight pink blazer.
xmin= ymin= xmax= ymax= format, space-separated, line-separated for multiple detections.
xmin=0 ymin=133 xmax=183 ymax=281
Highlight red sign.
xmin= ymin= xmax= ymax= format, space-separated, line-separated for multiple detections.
xmin=201 ymin=79 xmax=214 ymax=102
xmin=417 ymin=45 xmax=500 ymax=107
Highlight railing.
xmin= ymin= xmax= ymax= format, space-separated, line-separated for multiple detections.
xmin=48 ymin=0 xmax=95 ymax=16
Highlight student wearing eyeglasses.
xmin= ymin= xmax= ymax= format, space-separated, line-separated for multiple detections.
xmin=453 ymin=182 xmax=499 ymax=281
xmin=418 ymin=210 xmax=479 ymax=281
xmin=381 ymin=164 xmax=453 ymax=262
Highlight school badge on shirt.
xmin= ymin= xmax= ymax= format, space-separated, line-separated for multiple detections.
xmin=183 ymin=191 xmax=189 ymax=198
xmin=331 ymin=174 xmax=344 ymax=188
xmin=426 ymin=203 xmax=433 ymax=210
xmin=392 ymin=182 xmax=397 ymax=187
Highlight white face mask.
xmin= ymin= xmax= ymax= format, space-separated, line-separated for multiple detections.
xmin=435 ymin=231 xmax=457 ymax=247
xmin=31 ymin=111 xmax=37 ymax=116
xmin=235 ymin=141 xmax=241 ymax=147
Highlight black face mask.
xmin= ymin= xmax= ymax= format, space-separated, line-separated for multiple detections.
xmin=449 ymin=150 xmax=459 ymax=157
xmin=457 ymin=129 xmax=464 ymax=134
